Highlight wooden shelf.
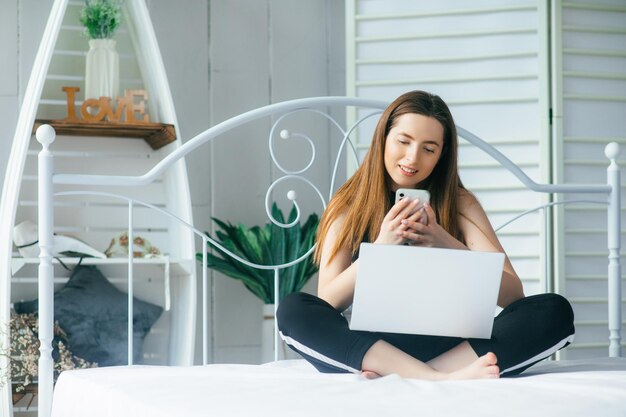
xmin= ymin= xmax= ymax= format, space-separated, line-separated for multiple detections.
xmin=33 ymin=119 xmax=176 ymax=150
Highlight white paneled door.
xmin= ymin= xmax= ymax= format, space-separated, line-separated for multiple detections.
xmin=552 ymin=0 xmax=626 ymax=359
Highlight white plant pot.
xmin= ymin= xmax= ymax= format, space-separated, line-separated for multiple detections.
xmin=261 ymin=304 xmax=286 ymax=363
xmin=85 ymin=38 xmax=119 ymax=100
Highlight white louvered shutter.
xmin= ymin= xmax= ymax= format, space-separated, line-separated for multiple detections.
xmin=552 ymin=0 xmax=626 ymax=359
xmin=347 ymin=0 xmax=626 ymax=359
xmin=346 ymin=0 xmax=551 ymax=297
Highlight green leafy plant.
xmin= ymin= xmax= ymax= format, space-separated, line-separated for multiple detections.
xmin=79 ymin=0 xmax=123 ymax=39
xmin=197 ymin=203 xmax=319 ymax=304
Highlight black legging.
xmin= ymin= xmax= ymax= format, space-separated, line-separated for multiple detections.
xmin=277 ymin=292 xmax=575 ymax=377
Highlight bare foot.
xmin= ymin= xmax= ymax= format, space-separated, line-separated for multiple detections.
xmin=445 ymin=352 xmax=500 ymax=380
xmin=361 ymin=370 xmax=382 ymax=380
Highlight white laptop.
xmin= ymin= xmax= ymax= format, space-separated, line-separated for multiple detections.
xmin=349 ymin=243 xmax=505 ymax=339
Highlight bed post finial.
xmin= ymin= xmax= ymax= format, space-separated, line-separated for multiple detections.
xmin=36 ymin=123 xmax=56 ymax=149
xmin=36 ymin=123 xmax=56 ymax=417
xmin=605 ymin=142 xmax=620 ymax=161
xmin=605 ymin=142 xmax=622 ymax=358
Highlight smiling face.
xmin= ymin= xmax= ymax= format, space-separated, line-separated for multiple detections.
xmin=383 ymin=113 xmax=445 ymax=191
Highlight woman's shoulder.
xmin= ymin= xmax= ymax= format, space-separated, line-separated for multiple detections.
xmin=457 ymin=188 xmax=481 ymax=211
xmin=326 ymin=210 xmax=347 ymax=234
xmin=457 ymin=188 xmax=494 ymax=228
xmin=456 ymin=188 xmax=495 ymax=234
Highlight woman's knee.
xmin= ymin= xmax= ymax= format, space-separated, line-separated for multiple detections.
xmin=499 ymin=293 xmax=575 ymax=339
xmin=530 ymin=293 xmax=575 ymax=335
xmin=276 ymin=292 xmax=317 ymax=332
xmin=542 ymin=293 xmax=573 ymax=320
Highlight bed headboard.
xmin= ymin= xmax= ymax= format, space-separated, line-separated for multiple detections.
xmin=32 ymin=96 xmax=622 ymax=416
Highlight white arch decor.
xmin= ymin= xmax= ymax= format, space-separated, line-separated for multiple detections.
xmin=0 ymin=0 xmax=197 ymax=416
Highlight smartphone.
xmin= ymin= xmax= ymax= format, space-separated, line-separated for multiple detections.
xmin=395 ymin=188 xmax=430 ymax=224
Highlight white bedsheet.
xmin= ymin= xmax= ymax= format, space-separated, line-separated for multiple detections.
xmin=51 ymin=358 xmax=626 ymax=417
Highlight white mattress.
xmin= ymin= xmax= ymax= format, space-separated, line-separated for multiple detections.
xmin=51 ymin=358 xmax=626 ymax=417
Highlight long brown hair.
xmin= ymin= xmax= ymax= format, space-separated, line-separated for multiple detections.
xmin=314 ymin=90 xmax=465 ymax=264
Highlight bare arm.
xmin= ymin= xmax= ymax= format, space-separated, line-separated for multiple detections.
xmin=316 ymin=213 xmax=359 ymax=310
xmin=456 ymin=193 xmax=524 ymax=308
xmin=318 ymin=198 xmax=424 ymax=311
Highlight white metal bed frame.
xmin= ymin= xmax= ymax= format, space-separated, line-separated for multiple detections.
xmin=33 ymin=97 xmax=621 ymax=417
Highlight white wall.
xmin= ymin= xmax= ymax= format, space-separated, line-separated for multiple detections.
xmin=0 ymin=0 xmax=19 ymax=187
xmin=1 ymin=0 xmax=345 ymax=366
xmin=207 ymin=0 xmax=345 ymax=364
xmin=152 ymin=0 xmax=346 ymax=365
xmin=148 ymin=0 xmax=212 ymax=365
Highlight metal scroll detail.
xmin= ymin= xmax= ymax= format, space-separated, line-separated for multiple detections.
xmin=265 ymin=108 xmax=382 ymax=229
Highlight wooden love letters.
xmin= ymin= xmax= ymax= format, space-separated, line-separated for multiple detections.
xmin=62 ymin=86 xmax=150 ymax=123
xmin=34 ymin=86 xmax=176 ymax=150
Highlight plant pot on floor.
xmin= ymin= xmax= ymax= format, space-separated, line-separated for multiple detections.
xmin=262 ymin=304 xmax=288 ymax=363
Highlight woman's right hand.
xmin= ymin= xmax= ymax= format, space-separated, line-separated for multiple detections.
xmin=374 ymin=198 xmax=425 ymax=245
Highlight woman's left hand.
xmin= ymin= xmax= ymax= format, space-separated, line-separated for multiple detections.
xmin=399 ymin=203 xmax=465 ymax=249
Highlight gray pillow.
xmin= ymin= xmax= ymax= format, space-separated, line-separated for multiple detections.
xmin=15 ymin=265 xmax=163 ymax=366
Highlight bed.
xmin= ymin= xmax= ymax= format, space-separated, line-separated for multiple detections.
xmin=51 ymin=358 xmax=626 ymax=417
xmin=30 ymin=97 xmax=623 ymax=416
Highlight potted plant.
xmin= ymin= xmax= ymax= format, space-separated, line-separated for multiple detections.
xmin=79 ymin=0 xmax=123 ymax=100
xmin=197 ymin=203 xmax=319 ymax=361
xmin=198 ymin=203 xmax=319 ymax=303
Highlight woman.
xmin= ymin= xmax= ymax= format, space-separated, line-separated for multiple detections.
xmin=277 ymin=91 xmax=574 ymax=380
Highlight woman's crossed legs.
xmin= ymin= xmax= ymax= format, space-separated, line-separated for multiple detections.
xmin=277 ymin=292 xmax=574 ymax=380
